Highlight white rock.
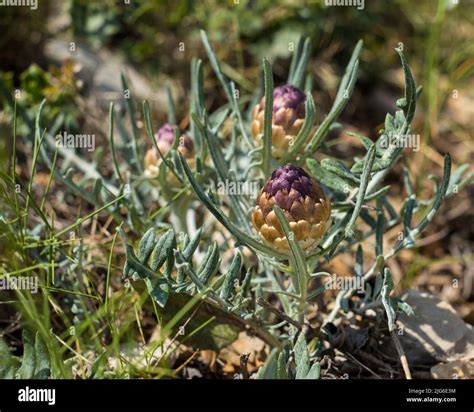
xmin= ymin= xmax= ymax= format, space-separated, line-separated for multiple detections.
xmin=397 ymin=290 xmax=474 ymax=365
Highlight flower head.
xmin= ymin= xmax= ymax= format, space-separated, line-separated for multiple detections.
xmin=252 ymin=164 xmax=331 ymax=252
xmin=144 ymin=123 xmax=194 ymax=178
xmin=251 ymin=84 xmax=306 ymax=158
xmin=155 ymin=123 xmax=194 ymax=158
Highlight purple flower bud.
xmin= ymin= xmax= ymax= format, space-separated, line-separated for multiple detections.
xmin=155 ymin=123 xmax=177 ymax=149
xmin=252 ymin=164 xmax=331 ymax=252
xmin=144 ymin=123 xmax=195 ymax=181
xmin=273 ymin=84 xmax=306 ymax=116
xmin=155 ymin=123 xmax=194 ymax=158
xmin=251 ymin=84 xmax=307 ymax=158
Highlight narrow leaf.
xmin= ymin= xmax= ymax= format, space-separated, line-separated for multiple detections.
xmin=381 ymin=267 xmax=396 ymax=331
xmin=262 ymin=58 xmax=274 ymax=177
xmin=33 ymin=333 xmax=51 ymax=379
xmin=345 ymin=145 xmax=376 ymax=238
xmin=220 ymin=252 xmax=242 ymax=300
xmin=17 ymin=330 xmax=35 ymax=379
xmin=294 ymin=334 xmax=310 ymax=379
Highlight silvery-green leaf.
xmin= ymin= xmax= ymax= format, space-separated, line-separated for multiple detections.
xmin=381 ymin=267 xmax=396 ymax=331
xmin=177 ymin=228 xmax=202 ymax=283
xmin=402 ymin=195 xmax=416 ymax=248
xmin=288 ymin=36 xmax=304 ymax=84
xmin=447 ymin=164 xmax=471 ymax=196
xmin=197 ymin=242 xmax=220 ymax=285
xmin=282 ymin=93 xmax=315 ymax=161
xmin=290 ymin=37 xmax=311 ymax=90
xmin=200 ymin=30 xmax=232 ymax=103
xmin=294 ymin=333 xmax=310 ymax=379
xmin=190 ymin=59 xmax=205 ymax=143
xmin=0 ymin=337 xmax=17 ymax=379
xmin=138 ymin=228 xmax=156 ymax=262
xmin=392 ymin=297 xmax=415 ymax=317
xmin=193 ymin=114 xmax=250 ymax=231
xmin=145 ymin=277 xmax=169 ymax=308
xmin=274 ymin=206 xmax=308 ymax=295
xmin=33 ymin=333 xmax=50 ymax=379
xmin=164 ymin=242 xmax=175 ymax=279
xmin=17 ymin=330 xmax=35 ymax=379
xmin=364 ymin=185 xmax=390 ymax=201
xmin=382 ymin=197 xmax=399 ymax=222
xmin=307 ymin=158 xmax=356 ymax=194
xmin=277 ymin=350 xmax=289 ymax=379
xmin=209 ymin=106 xmax=230 ymax=133
xmin=306 ymin=286 xmax=327 ymax=301
xmin=166 ymin=83 xmax=176 ymax=124
xmin=372 ymin=271 xmax=383 ymax=300
xmin=150 ymin=229 xmax=175 ymax=271
xmin=171 ymin=150 xmax=185 ymax=181
xmin=183 ymin=229 xmax=203 ymax=261
xmin=347 ymin=131 xmax=382 ymax=155
xmin=124 ymin=249 xmax=156 ymax=280
xmin=351 ymin=155 xmax=391 ymax=174
xmin=321 ymin=159 xmax=360 ymax=185
xmin=360 ymin=210 xmax=377 ymax=229
xmin=200 ymin=30 xmax=252 ymax=147
xmin=396 ymin=47 xmax=417 ymax=125
xmin=123 ymin=261 xmax=134 ymax=279
xmin=340 ymin=296 xmax=350 ymax=313
xmin=238 ymin=268 xmax=252 ymax=299
xmin=257 ymin=348 xmax=279 ymax=379
xmin=345 ymin=145 xmax=376 ymax=238
xmin=375 ymin=207 xmax=385 ymax=257
xmin=262 ymin=57 xmax=274 ymax=177
xmin=403 ymin=166 xmax=415 ymax=197
xmin=180 ymin=232 xmax=190 ymax=250
xmin=355 ymin=244 xmax=363 ymax=278
xmin=413 ymin=155 xmax=451 ymax=238
xmin=304 ymin=362 xmax=321 ymax=379
xmin=220 ymin=251 xmax=242 ymax=301
xmin=120 ymin=72 xmax=142 ymax=173
xmin=306 ymin=40 xmax=362 ymax=156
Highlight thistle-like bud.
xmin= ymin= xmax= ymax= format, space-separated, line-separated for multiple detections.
xmin=144 ymin=123 xmax=194 ymax=177
xmin=251 ymin=84 xmax=306 ymax=158
xmin=252 ymin=164 xmax=331 ymax=252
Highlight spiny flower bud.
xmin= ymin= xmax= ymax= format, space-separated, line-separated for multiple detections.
xmin=252 ymin=164 xmax=331 ymax=253
xmin=251 ymin=84 xmax=306 ymax=159
xmin=144 ymin=123 xmax=194 ymax=178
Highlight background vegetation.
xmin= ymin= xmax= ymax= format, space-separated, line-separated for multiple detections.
xmin=0 ymin=0 xmax=472 ymax=379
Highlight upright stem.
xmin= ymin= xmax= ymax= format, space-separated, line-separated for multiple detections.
xmin=298 ymin=276 xmax=308 ymax=325
xmin=289 ymin=255 xmax=308 ymax=325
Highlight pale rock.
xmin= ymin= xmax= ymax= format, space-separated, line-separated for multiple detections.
xmin=397 ymin=290 xmax=474 ymax=365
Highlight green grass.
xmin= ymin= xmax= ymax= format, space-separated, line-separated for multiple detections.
xmin=0 ymin=103 xmax=195 ymax=379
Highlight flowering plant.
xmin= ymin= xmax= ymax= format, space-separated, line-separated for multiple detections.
xmin=6 ymin=31 xmax=470 ymax=379
xmin=114 ymin=32 xmax=470 ymax=378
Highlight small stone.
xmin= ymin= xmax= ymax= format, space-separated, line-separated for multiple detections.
xmin=397 ymin=290 xmax=474 ymax=365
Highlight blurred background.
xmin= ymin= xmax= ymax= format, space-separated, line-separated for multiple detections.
xmin=0 ymin=0 xmax=473 ymax=377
